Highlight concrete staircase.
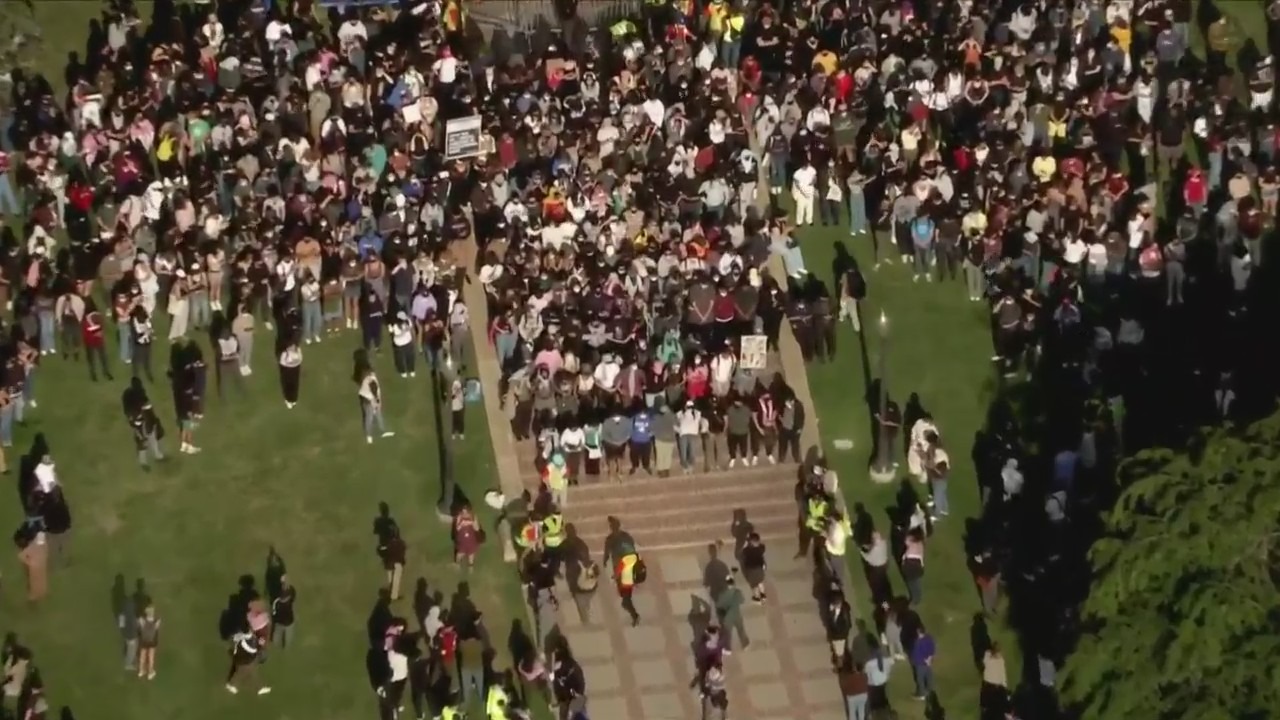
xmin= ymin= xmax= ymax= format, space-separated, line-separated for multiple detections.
xmin=564 ymin=464 xmax=801 ymax=555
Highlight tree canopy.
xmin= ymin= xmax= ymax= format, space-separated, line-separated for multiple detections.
xmin=1061 ymin=413 xmax=1280 ymax=720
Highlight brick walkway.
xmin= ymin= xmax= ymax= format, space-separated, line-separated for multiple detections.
xmin=550 ymin=546 xmax=846 ymax=720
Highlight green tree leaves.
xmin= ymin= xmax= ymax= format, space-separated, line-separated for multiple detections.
xmin=1061 ymin=415 xmax=1280 ymax=720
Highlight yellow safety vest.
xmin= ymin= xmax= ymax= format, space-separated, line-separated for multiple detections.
xmin=610 ymin=20 xmax=635 ymax=39
xmin=725 ymin=14 xmax=745 ymax=42
xmin=545 ymin=465 xmax=567 ymax=491
xmin=485 ymin=686 xmax=509 ymax=720
xmin=543 ymin=515 xmax=566 ymax=548
xmin=806 ymin=498 xmax=828 ymax=532
xmin=708 ymin=3 xmax=727 ymax=34
xmin=516 ymin=521 xmax=540 ymax=548
xmin=441 ymin=707 xmax=462 ymax=720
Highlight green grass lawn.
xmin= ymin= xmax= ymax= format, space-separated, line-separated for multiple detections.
xmin=796 ymin=227 xmax=1011 ymax=719
xmin=0 ymin=9 xmax=529 ymax=720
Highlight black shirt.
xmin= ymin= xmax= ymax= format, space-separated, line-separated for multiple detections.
xmin=272 ymin=585 xmax=297 ymax=626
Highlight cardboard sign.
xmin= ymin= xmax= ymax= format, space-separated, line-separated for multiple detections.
xmin=444 ymin=115 xmax=483 ymax=160
xmin=740 ymin=334 xmax=768 ymax=370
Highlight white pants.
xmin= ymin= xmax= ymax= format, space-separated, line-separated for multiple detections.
xmin=793 ymin=192 xmax=815 ymax=225
xmin=1251 ymin=88 xmax=1273 ymax=110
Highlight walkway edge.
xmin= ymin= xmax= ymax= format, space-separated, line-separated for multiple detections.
xmin=459 ymin=234 xmax=524 ymax=563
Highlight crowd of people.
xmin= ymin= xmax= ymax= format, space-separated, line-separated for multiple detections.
xmin=0 ymin=0 xmax=1276 ymax=717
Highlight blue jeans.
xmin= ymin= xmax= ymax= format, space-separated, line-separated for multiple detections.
xmin=768 ymin=154 xmax=788 ymax=189
xmin=494 ymin=331 xmax=517 ymax=368
xmin=117 ymin=323 xmax=134 ymax=363
xmin=847 ymin=192 xmax=868 ymax=234
xmin=931 ymin=478 xmax=949 ymax=516
xmin=459 ymin=666 xmax=484 ymax=704
xmin=720 ymin=39 xmax=741 ymax=69
xmin=361 ymin=402 xmax=387 ymax=438
xmin=913 ymin=663 xmax=934 ymax=698
xmin=845 ymin=693 xmax=868 ymax=720
xmin=0 ymin=172 xmax=20 ymax=216
xmin=0 ymin=401 xmax=14 ymax=447
xmin=912 ymin=245 xmax=934 ymax=274
xmin=189 ymin=291 xmax=211 ymax=329
xmin=37 ymin=310 xmax=55 ymax=353
xmin=301 ymin=300 xmax=322 ymax=342
xmin=677 ymin=435 xmax=697 ymax=468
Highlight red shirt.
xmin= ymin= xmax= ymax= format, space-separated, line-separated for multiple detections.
xmin=82 ymin=313 xmax=105 ymax=348
xmin=712 ymin=292 xmax=735 ymax=322
xmin=1184 ymin=175 xmax=1207 ymax=204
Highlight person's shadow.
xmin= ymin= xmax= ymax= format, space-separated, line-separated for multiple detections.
xmin=366 ymin=589 xmax=393 ymax=649
xmin=219 ymin=574 xmax=257 ymax=640
xmin=970 ymin=613 xmax=991 ymax=672
xmin=451 ymin=582 xmax=479 ymax=635
xmin=703 ymin=543 xmax=731 ymax=599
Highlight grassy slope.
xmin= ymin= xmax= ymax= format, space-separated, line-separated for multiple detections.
xmin=6 ymin=3 xmax=529 ymax=718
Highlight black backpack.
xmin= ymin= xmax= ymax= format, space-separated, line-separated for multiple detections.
xmin=633 ymin=557 xmax=648 ymax=584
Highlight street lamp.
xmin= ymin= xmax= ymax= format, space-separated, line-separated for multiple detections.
xmin=870 ymin=311 xmax=896 ymax=484
xmin=435 ymin=351 xmax=456 ymax=520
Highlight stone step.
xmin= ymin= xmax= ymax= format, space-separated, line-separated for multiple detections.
xmin=573 ymin=503 xmax=799 ymax=555
xmin=565 ymin=464 xmax=798 ymax=511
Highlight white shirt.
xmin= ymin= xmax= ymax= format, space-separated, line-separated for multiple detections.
xmin=1063 ymin=238 xmax=1087 ymax=264
xmin=391 ymin=322 xmax=413 ymax=347
xmin=792 ymin=165 xmax=817 ymax=197
xmin=676 ymin=409 xmax=702 ymax=435
xmin=594 ymin=361 xmax=620 ymax=391
xmin=432 ymin=56 xmax=458 ymax=83
xmin=387 ymin=650 xmax=409 ymax=682
xmin=35 ymin=462 xmax=57 ymax=493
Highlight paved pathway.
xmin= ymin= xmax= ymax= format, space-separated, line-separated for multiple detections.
xmin=550 ymin=548 xmax=847 ymax=720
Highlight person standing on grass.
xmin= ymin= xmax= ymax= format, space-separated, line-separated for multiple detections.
xmin=454 ymin=505 xmax=481 ymax=569
xmin=55 ymin=287 xmax=84 ymax=361
xmin=113 ymin=287 xmax=134 ymax=365
xmin=910 ymin=625 xmax=936 ymax=701
xmin=81 ymin=307 xmax=113 ymax=381
xmin=379 ymin=526 xmax=407 ymax=601
xmin=277 ymin=339 xmax=302 ymax=409
xmin=390 ymin=311 xmax=416 ymax=378
xmin=2 ymin=637 xmax=30 ymax=714
xmin=214 ymin=327 xmax=243 ymax=400
xmin=123 ymin=379 xmax=165 ymax=468
xmin=129 ymin=305 xmax=155 ymax=381
xmin=360 ymin=282 xmax=385 ymax=353
xmin=355 ymin=352 xmax=395 ymax=444
xmin=136 ymin=603 xmax=160 ymax=680
xmin=225 ymin=631 xmax=270 ymax=695
xmin=271 ymin=574 xmax=297 ymax=649
xmin=15 ymin=527 xmax=48 ymax=603
xmin=172 ymin=361 xmax=201 ymax=456
xmin=838 ymin=651 xmax=870 ymax=720
xmin=231 ymin=302 xmax=256 ymax=377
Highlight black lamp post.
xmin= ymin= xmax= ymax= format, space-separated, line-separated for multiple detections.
xmin=435 ymin=352 xmax=456 ymax=520
xmin=871 ymin=311 xmax=895 ymax=482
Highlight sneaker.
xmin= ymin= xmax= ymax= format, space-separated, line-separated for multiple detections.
xmin=750 ymin=456 xmax=759 ymax=466
xmin=366 ymin=436 xmax=374 ymax=445
xmin=728 ymin=459 xmax=737 ymax=468
xmin=913 ymin=275 xmax=920 ymax=283
xmin=257 ymin=687 xmax=272 ymax=695
xmin=226 ymin=684 xmax=238 ymax=694
xmin=925 ymin=275 xmax=933 ymax=282
xmin=381 ymin=431 xmax=395 ymax=438
xmin=147 ymin=671 xmax=156 ymax=680
xmin=409 ymin=372 xmax=416 ymax=378
xmin=767 ymin=454 xmax=776 ymax=465
xmin=400 ymin=373 xmax=407 ymax=379
xmin=28 ymin=400 xmax=37 ymax=409
xmin=265 ymin=322 xmax=274 ymax=331
xmin=188 ymin=446 xmax=202 ymax=454
xmin=286 ymin=402 xmax=295 ymax=409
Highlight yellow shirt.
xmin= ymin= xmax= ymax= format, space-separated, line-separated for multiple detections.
xmin=1031 ymin=156 xmax=1057 ymax=183
xmin=1110 ymin=25 xmax=1132 ymax=53
xmin=707 ymin=3 xmax=727 ymax=34
xmin=813 ymin=51 xmax=838 ymax=76
xmin=156 ymin=136 xmax=176 ymax=162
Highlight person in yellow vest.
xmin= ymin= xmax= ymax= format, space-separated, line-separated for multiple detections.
xmin=542 ymin=453 xmax=568 ymax=509
xmin=514 ymin=515 xmax=542 ymax=563
xmin=614 ymin=546 xmax=641 ymax=626
xmin=541 ymin=506 xmax=567 ymax=576
xmin=485 ymin=679 xmax=510 ymax=720
xmin=440 ymin=702 xmax=464 ymax=720
xmin=799 ymin=492 xmax=830 ymax=559
xmin=706 ymin=0 xmax=728 ymax=37
xmin=443 ymin=0 xmax=466 ymax=35
xmin=610 ymin=18 xmax=637 ymax=42
xmin=824 ymin=512 xmax=852 ymax=590
xmin=720 ymin=3 xmax=746 ymax=70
